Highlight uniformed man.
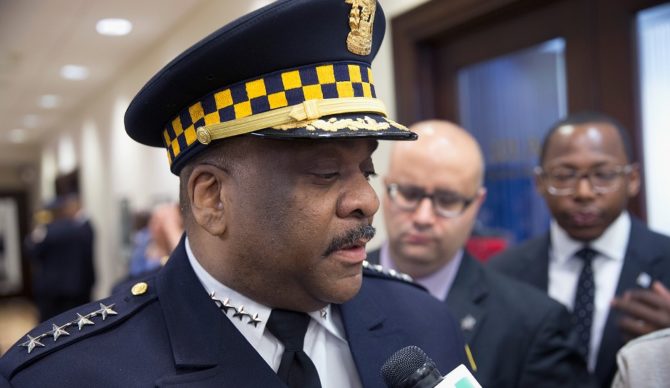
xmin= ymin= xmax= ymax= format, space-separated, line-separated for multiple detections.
xmin=0 ymin=1 xmax=468 ymax=386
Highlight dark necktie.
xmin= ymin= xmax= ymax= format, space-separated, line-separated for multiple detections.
xmin=572 ymin=247 xmax=597 ymax=360
xmin=266 ymin=309 xmax=322 ymax=388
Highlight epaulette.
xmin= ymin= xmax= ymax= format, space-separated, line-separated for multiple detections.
xmin=0 ymin=279 xmax=158 ymax=378
xmin=362 ymin=260 xmax=421 ymax=287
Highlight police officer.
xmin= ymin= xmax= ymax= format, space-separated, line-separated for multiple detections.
xmin=0 ymin=1 xmax=467 ymax=386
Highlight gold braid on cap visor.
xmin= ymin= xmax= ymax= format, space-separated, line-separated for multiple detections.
xmin=162 ymin=61 xmax=408 ymax=166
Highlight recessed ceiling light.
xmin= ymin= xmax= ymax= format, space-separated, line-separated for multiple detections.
xmin=22 ymin=114 xmax=39 ymax=128
xmin=96 ymin=18 xmax=133 ymax=36
xmin=61 ymin=64 xmax=89 ymax=80
xmin=9 ymin=129 xmax=27 ymax=144
xmin=38 ymin=94 xmax=61 ymax=109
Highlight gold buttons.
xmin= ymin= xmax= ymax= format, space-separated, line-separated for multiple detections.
xmin=131 ymin=282 xmax=148 ymax=296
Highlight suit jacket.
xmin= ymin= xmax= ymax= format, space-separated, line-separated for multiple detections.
xmin=0 ymin=238 xmax=467 ymax=387
xmin=367 ymin=249 xmax=594 ymax=388
xmin=28 ymin=218 xmax=95 ymax=298
xmin=488 ymin=217 xmax=670 ymax=388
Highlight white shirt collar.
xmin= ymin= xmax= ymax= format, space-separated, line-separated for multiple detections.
xmin=184 ymin=237 xmax=345 ymax=343
xmin=550 ymin=211 xmax=631 ymax=263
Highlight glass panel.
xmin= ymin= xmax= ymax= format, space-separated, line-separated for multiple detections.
xmin=458 ymin=38 xmax=567 ymax=243
xmin=638 ymin=3 xmax=670 ymax=236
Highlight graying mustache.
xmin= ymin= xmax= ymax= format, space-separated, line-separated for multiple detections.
xmin=324 ymin=225 xmax=376 ymax=257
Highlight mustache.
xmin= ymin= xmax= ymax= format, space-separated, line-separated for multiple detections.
xmin=323 ymin=225 xmax=376 ymax=257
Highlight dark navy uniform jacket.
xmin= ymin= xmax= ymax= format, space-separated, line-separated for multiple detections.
xmin=28 ymin=218 xmax=95 ymax=299
xmin=0 ymin=238 xmax=467 ymax=387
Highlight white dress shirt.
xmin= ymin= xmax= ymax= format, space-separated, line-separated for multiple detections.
xmin=185 ymin=238 xmax=362 ymax=388
xmin=548 ymin=211 xmax=630 ymax=371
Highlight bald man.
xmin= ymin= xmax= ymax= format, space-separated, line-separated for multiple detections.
xmin=367 ymin=120 xmax=594 ymax=388
xmin=489 ymin=111 xmax=670 ymax=388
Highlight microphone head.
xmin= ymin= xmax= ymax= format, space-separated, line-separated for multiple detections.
xmin=380 ymin=345 xmax=443 ymax=388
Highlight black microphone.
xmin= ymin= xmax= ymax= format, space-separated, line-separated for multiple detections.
xmin=380 ymin=346 xmax=481 ymax=388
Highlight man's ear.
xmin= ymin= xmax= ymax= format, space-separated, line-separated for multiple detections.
xmin=626 ymin=162 xmax=642 ymax=198
xmin=188 ymin=164 xmax=229 ymax=236
xmin=533 ymin=166 xmax=547 ymax=196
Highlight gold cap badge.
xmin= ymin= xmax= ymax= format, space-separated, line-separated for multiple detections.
xmin=345 ymin=0 xmax=376 ymax=56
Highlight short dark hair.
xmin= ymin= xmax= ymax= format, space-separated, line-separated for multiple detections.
xmin=539 ymin=111 xmax=635 ymax=165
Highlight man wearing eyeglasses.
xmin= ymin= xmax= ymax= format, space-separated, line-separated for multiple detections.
xmin=367 ymin=120 xmax=593 ymax=388
xmin=489 ymin=111 xmax=670 ymax=388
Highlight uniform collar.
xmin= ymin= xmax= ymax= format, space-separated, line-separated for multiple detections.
xmin=184 ymin=238 xmax=344 ymax=343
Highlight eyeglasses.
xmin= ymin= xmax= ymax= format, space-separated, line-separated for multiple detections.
xmin=535 ymin=164 xmax=634 ymax=196
xmin=386 ymin=183 xmax=476 ymax=218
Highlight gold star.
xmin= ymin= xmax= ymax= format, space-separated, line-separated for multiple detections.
xmin=51 ymin=324 xmax=70 ymax=341
xmin=76 ymin=313 xmax=95 ymax=330
xmin=99 ymin=303 xmax=118 ymax=320
xmin=20 ymin=335 xmax=45 ymax=354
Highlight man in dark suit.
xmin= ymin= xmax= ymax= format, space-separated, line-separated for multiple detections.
xmin=0 ymin=1 xmax=470 ymax=387
xmin=26 ymin=194 xmax=95 ymax=321
xmin=368 ymin=120 xmax=592 ymax=387
xmin=489 ymin=111 xmax=670 ymax=388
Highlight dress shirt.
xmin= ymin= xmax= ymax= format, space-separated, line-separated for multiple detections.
xmin=185 ymin=238 xmax=362 ymax=388
xmin=380 ymin=242 xmax=463 ymax=301
xmin=548 ymin=211 xmax=630 ymax=371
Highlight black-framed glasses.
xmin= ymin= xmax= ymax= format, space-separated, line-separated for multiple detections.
xmin=386 ymin=183 xmax=476 ymax=218
xmin=535 ymin=164 xmax=634 ymax=196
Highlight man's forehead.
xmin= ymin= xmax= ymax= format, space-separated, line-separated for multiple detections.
xmin=546 ymin=122 xmax=626 ymax=157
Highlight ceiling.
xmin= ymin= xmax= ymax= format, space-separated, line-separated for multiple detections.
xmin=0 ymin=0 xmax=231 ymax=166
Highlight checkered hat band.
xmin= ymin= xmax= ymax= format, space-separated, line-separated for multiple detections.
xmin=163 ymin=61 xmax=376 ymax=164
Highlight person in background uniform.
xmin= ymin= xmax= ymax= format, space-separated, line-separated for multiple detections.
xmin=489 ymin=111 xmax=670 ymax=388
xmin=0 ymin=1 xmax=469 ymax=387
xmin=25 ymin=194 xmax=95 ymax=322
xmin=367 ymin=120 xmax=593 ymax=388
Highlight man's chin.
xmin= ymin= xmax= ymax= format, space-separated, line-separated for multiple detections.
xmin=327 ymin=276 xmax=363 ymax=304
xmin=400 ymin=248 xmax=439 ymax=265
xmin=564 ymin=225 xmax=607 ymax=242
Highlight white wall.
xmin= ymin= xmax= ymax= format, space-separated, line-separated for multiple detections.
xmin=38 ymin=0 xmax=430 ymax=296
xmin=639 ymin=4 xmax=670 ymax=236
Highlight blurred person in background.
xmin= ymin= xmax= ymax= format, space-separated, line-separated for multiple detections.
xmin=114 ymin=203 xmax=183 ymax=293
xmin=368 ymin=120 xmax=592 ymax=387
xmin=25 ymin=194 xmax=95 ymax=322
xmin=489 ymin=112 xmax=670 ymax=388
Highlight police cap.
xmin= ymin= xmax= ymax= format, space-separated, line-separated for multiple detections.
xmin=124 ymin=0 xmax=416 ymax=174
